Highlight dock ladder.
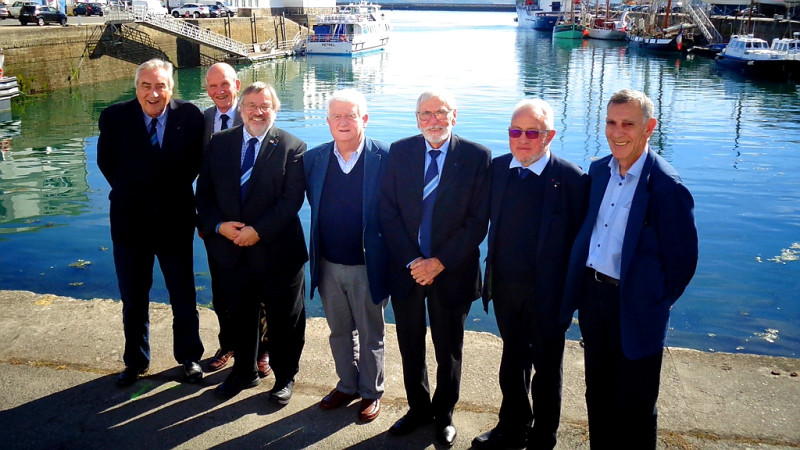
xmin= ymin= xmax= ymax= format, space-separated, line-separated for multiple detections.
xmin=687 ymin=5 xmax=723 ymax=44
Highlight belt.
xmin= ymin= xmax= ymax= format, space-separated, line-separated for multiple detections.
xmin=589 ymin=269 xmax=619 ymax=287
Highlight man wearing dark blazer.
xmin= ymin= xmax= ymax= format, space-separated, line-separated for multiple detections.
xmin=196 ymin=82 xmax=308 ymax=405
xmin=380 ymin=90 xmax=491 ymax=447
xmin=560 ymin=89 xmax=698 ymax=448
xmin=200 ymin=63 xmax=269 ymax=377
xmin=97 ymin=58 xmax=205 ymax=388
xmin=473 ymin=99 xmax=589 ymax=450
xmin=304 ymin=89 xmax=390 ymax=423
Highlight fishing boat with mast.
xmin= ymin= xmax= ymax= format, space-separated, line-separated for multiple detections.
xmin=584 ymin=0 xmax=628 ymax=40
xmin=626 ymin=0 xmax=695 ymax=52
xmin=553 ymin=0 xmax=587 ymax=39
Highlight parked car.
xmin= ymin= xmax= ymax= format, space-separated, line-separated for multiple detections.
xmin=74 ymin=2 xmax=105 ymax=16
xmin=8 ymin=1 xmax=38 ymax=18
xmin=171 ymin=3 xmax=210 ymax=18
xmin=199 ymin=0 xmax=235 ymax=17
xmin=19 ymin=4 xmax=68 ymax=25
xmin=0 ymin=4 xmax=11 ymax=19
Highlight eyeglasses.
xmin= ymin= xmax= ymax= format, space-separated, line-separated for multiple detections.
xmin=508 ymin=128 xmax=549 ymax=139
xmin=417 ymin=109 xmax=452 ymax=121
xmin=243 ymin=103 xmax=273 ymax=113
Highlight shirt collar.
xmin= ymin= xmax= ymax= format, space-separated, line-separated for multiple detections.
xmin=333 ymin=138 xmax=365 ymax=161
xmin=508 ymin=150 xmax=550 ymax=176
xmin=243 ymin=127 xmax=269 ymax=145
xmin=609 ymin=145 xmax=649 ymax=179
xmin=143 ymin=106 xmax=168 ymax=127
xmin=216 ymin=104 xmax=237 ymax=122
xmin=425 ymin=137 xmax=451 ymax=156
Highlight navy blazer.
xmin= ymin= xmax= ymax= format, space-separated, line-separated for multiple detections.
xmin=560 ymin=150 xmax=698 ymax=359
xmin=97 ymin=98 xmax=204 ymax=247
xmin=196 ymin=124 xmax=308 ymax=274
xmin=482 ymin=153 xmax=589 ymax=336
xmin=203 ymin=105 xmax=243 ymax=151
xmin=379 ymin=134 xmax=491 ymax=306
xmin=304 ymin=138 xmax=391 ymax=304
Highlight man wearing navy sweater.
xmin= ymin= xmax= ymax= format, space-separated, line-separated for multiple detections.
xmin=474 ymin=99 xmax=589 ymax=449
xmin=304 ymin=89 xmax=390 ymax=423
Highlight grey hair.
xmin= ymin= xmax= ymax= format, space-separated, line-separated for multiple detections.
xmin=135 ymin=59 xmax=174 ymax=90
xmin=416 ymin=89 xmax=457 ymax=112
xmin=238 ymin=82 xmax=281 ymax=112
xmin=327 ymin=89 xmax=368 ymax=117
xmin=511 ymin=98 xmax=555 ymax=130
xmin=608 ymin=89 xmax=654 ymax=123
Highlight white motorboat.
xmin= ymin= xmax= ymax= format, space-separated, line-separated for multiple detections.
xmin=305 ymin=1 xmax=391 ymax=56
xmin=715 ymin=34 xmax=800 ymax=79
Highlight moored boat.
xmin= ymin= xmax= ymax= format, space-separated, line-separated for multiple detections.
xmin=515 ymin=0 xmax=562 ymax=30
xmin=770 ymin=32 xmax=800 ymax=61
xmin=585 ymin=4 xmax=628 ymax=41
xmin=715 ymin=34 xmax=800 ymax=79
xmin=553 ymin=0 xmax=586 ymax=39
xmin=306 ymin=1 xmax=391 ymax=56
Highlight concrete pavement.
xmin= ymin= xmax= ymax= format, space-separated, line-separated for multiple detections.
xmin=0 ymin=290 xmax=798 ymax=449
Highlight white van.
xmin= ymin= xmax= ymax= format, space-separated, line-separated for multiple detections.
xmin=132 ymin=0 xmax=168 ymax=15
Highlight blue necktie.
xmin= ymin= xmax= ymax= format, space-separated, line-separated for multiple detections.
xmin=220 ymin=114 xmax=229 ymax=130
xmin=240 ymin=137 xmax=258 ymax=204
xmin=419 ymin=149 xmax=441 ymax=258
xmin=518 ymin=167 xmax=530 ymax=179
xmin=149 ymin=118 xmax=159 ymax=148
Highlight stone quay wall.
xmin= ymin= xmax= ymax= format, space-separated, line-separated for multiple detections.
xmin=1 ymin=15 xmax=306 ymax=94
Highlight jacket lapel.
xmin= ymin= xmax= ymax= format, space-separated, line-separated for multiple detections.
xmin=488 ymin=154 xmax=512 ymax=258
xmin=536 ymin=157 xmax=558 ymax=259
xmin=620 ymin=151 xmax=655 ymax=281
xmin=242 ymin=127 xmax=279 ymax=203
xmin=311 ymin=142 xmax=333 ymax=222
xmin=363 ymin=139 xmax=381 ymax=226
xmin=436 ymin=134 xmax=461 ymax=198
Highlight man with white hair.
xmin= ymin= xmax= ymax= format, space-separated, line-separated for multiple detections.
xmin=473 ymin=99 xmax=589 ymax=449
xmin=304 ymin=89 xmax=390 ymax=423
xmin=380 ymin=89 xmax=491 ymax=447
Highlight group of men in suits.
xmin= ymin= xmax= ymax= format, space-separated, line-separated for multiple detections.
xmin=98 ymin=57 xmax=698 ymax=449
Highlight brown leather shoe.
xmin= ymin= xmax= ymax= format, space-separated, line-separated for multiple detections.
xmin=257 ymin=351 xmax=272 ymax=378
xmin=358 ymin=398 xmax=381 ymax=422
xmin=208 ymin=349 xmax=233 ymax=371
xmin=320 ymin=388 xmax=360 ymax=410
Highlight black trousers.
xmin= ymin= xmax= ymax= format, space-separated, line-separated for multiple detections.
xmin=578 ymin=270 xmax=663 ymax=449
xmin=113 ymin=240 xmax=203 ymax=370
xmin=217 ymin=263 xmax=305 ymax=383
xmin=493 ymin=279 xmax=564 ymax=449
xmin=392 ymin=284 xmax=471 ymax=427
xmin=206 ymin=252 xmax=268 ymax=353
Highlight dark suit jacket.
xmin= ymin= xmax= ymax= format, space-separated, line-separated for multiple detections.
xmin=482 ymin=153 xmax=589 ymax=336
xmin=203 ymin=105 xmax=243 ymax=150
xmin=195 ymin=124 xmax=308 ymax=274
xmin=379 ymin=134 xmax=491 ymax=307
xmin=304 ymin=138 xmax=391 ymax=304
xmin=560 ymin=150 xmax=698 ymax=359
xmin=97 ymin=98 xmax=204 ymax=247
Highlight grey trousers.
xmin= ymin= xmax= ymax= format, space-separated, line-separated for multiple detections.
xmin=319 ymin=258 xmax=387 ymax=399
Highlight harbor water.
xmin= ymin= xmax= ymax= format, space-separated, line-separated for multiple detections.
xmin=0 ymin=11 xmax=798 ymax=358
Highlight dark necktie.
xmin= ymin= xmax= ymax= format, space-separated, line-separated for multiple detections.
xmin=220 ymin=114 xmax=229 ymax=130
xmin=518 ymin=167 xmax=531 ymax=179
xmin=240 ymin=137 xmax=258 ymax=204
xmin=149 ymin=117 xmax=159 ymax=148
xmin=419 ymin=149 xmax=441 ymax=258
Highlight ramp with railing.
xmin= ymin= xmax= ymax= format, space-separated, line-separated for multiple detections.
xmin=687 ymin=5 xmax=723 ymax=44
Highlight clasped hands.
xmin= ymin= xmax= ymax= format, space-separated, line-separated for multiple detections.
xmin=218 ymin=221 xmax=260 ymax=247
xmin=410 ymin=257 xmax=444 ymax=286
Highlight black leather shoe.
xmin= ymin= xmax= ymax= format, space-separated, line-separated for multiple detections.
xmin=183 ymin=361 xmax=203 ymax=383
xmin=389 ymin=411 xmax=434 ymax=436
xmin=116 ymin=366 xmax=148 ymax=387
xmin=436 ymin=424 xmax=457 ymax=448
xmin=269 ymin=379 xmax=295 ymax=405
xmin=472 ymin=427 xmax=526 ymax=449
xmin=215 ymin=374 xmax=259 ymax=398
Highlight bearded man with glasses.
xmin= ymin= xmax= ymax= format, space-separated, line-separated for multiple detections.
xmin=473 ymin=99 xmax=589 ymax=450
xmin=380 ymin=89 xmax=491 ymax=448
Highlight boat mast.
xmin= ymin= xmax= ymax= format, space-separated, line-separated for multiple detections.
xmin=663 ymin=0 xmax=671 ymax=30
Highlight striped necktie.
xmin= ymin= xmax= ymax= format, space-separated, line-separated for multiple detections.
xmin=148 ymin=118 xmax=159 ymax=148
xmin=220 ymin=114 xmax=229 ymax=130
xmin=240 ymin=137 xmax=258 ymax=204
xmin=419 ymin=149 xmax=441 ymax=258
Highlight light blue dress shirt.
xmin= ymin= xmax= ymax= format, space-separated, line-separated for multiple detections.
xmin=508 ymin=149 xmax=550 ymax=175
xmin=586 ymin=147 xmax=649 ymax=279
xmin=214 ymin=105 xmax=238 ymax=133
xmin=142 ymin=108 xmax=167 ymax=147
xmin=333 ymin=138 xmax=365 ymax=174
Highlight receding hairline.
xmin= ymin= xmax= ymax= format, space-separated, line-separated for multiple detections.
xmin=237 ymin=82 xmax=281 ymax=111
xmin=135 ymin=59 xmax=174 ymax=90
xmin=327 ymin=89 xmax=368 ymax=117
xmin=608 ymin=89 xmax=654 ymax=122
xmin=416 ymin=89 xmax=457 ymax=112
xmin=205 ymin=63 xmax=238 ymax=84
xmin=511 ymin=98 xmax=554 ymax=130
